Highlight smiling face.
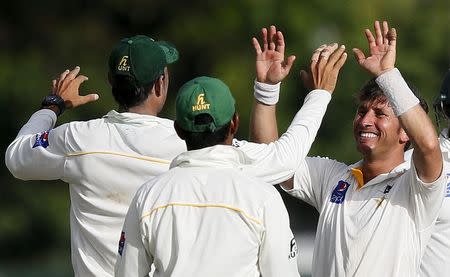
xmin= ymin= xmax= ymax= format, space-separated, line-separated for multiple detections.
xmin=353 ymin=96 xmax=408 ymax=159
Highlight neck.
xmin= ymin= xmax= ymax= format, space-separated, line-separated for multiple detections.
xmin=125 ymin=97 xmax=160 ymax=116
xmin=361 ymin=152 xmax=404 ymax=183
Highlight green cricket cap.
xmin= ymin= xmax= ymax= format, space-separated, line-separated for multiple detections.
xmin=108 ymin=35 xmax=179 ymax=86
xmin=176 ymin=76 xmax=236 ymax=132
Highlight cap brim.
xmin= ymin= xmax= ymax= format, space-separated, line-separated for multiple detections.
xmin=157 ymin=41 xmax=179 ymax=64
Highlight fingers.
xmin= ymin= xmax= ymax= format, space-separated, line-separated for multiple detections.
xmin=317 ymin=43 xmax=338 ymax=77
xmin=374 ymin=20 xmax=383 ymax=45
xmin=352 ymin=48 xmax=366 ymax=65
xmin=59 ymin=69 xmax=70 ymax=82
xmin=66 ymin=66 xmax=81 ymax=81
xmin=269 ymin=25 xmax=276 ymax=50
xmin=382 ymin=21 xmax=389 ymax=45
xmin=387 ymin=28 xmax=397 ymax=47
xmin=72 ymin=74 xmax=89 ymax=88
xmin=275 ymin=30 xmax=285 ymax=55
xmin=57 ymin=66 xmax=81 ymax=93
xmin=79 ymin=94 xmax=100 ymax=105
xmin=52 ymin=79 xmax=57 ymax=95
xmin=308 ymin=43 xmax=348 ymax=93
xmin=252 ymin=37 xmax=262 ymax=55
xmin=319 ymin=43 xmax=338 ymax=61
xmin=311 ymin=44 xmax=327 ymax=62
xmin=311 ymin=44 xmax=327 ymax=74
xmin=328 ymin=45 xmax=346 ymax=66
xmin=334 ymin=51 xmax=348 ymax=70
xmin=365 ymin=29 xmax=376 ymax=48
xmin=57 ymin=69 xmax=70 ymax=92
xmin=283 ymin=55 xmax=296 ymax=73
xmin=262 ymin=28 xmax=268 ymax=51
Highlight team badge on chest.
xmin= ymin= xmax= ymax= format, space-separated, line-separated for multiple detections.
xmin=330 ymin=180 xmax=350 ymax=204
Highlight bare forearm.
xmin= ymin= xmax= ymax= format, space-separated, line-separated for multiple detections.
xmin=400 ymin=106 xmax=442 ymax=182
xmin=250 ymin=100 xmax=278 ymax=143
xmin=376 ymin=68 xmax=442 ymax=182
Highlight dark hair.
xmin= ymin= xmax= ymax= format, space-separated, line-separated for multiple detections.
xmin=356 ymin=78 xmax=429 ymax=151
xmin=109 ymin=74 xmax=155 ymax=111
xmin=181 ymin=114 xmax=231 ymax=150
xmin=433 ymin=70 xmax=450 ymax=125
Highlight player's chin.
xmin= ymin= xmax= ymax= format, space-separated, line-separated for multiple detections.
xmin=355 ymin=142 xmax=374 ymax=155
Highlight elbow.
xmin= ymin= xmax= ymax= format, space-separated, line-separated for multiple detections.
xmin=413 ymin=136 xmax=441 ymax=156
xmin=5 ymin=145 xmax=26 ymax=180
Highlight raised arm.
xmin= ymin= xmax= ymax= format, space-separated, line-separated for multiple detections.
xmin=250 ymin=40 xmax=347 ymax=144
xmin=5 ymin=66 xmax=99 ymax=180
xmin=250 ymin=25 xmax=296 ymax=142
xmin=353 ymin=20 xmax=442 ymax=182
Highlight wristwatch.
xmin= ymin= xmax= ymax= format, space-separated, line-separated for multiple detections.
xmin=41 ymin=95 xmax=66 ymax=116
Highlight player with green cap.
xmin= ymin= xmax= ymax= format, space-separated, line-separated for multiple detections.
xmin=115 ymin=26 xmax=348 ymax=276
xmin=7 ymin=25 xmax=347 ymax=277
xmin=115 ymin=75 xmax=301 ymax=276
xmin=5 ymin=34 xmax=186 ymax=277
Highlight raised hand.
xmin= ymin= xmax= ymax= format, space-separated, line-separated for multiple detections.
xmin=252 ymin=25 xmax=296 ymax=84
xmin=352 ymin=20 xmax=396 ymax=76
xmin=300 ymin=43 xmax=347 ymax=94
xmin=52 ymin=66 xmax=99 ymax=109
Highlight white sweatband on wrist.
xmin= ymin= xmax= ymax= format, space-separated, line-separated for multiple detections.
xmin=253 ymin=80 xmax=281 ymax=105
xmin=375 ymin=68 xmax=419 ymax=116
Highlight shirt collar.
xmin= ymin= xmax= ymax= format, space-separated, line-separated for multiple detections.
xmin=170 ymin=145 xmax=253 ymax=169
xmin=103 ymin=110 xmax=165 ymax=126
xmin=347 ymin=159 xmax=410 ymax=188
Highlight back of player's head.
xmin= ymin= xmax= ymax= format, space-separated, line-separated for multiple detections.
xmin=108 ymin=35 xmax=179 ymax=110
xmin=433 ymin=69 xmax=450 ymax=121
xmin=175 ymin=76 xmax=236 ymax=150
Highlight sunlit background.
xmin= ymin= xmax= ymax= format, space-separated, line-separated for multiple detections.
xmin=1 ymin=0 xmax=448 ymax=276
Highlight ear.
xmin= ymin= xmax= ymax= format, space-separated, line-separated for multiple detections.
xmin=399 ymin=128 xmax=409 ymax=144
xmin=229 ymin=112 xmax=240 ymax=137
xmin=154 ymin=75 xmax=164 ymax=97
xmin=174 ymin=121 xmax=186 ymax=140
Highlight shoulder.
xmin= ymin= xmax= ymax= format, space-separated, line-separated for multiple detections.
xmin=305 ymin=156 xmax=348 ymax=171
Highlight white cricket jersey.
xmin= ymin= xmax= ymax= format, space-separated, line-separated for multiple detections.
xmin=115 ymin=145 xmax=300 ymax=277
xmin=5 ymin=110 xmax=186 ymax=277
xmin=285 ymin=156 xmax=446 ymax=277
xmin=418 ymin=130 xmax=450 ymax=277
xmin=5 ymin=89 xmax=331 ymax=276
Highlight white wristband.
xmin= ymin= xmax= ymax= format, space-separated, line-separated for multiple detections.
xmin=253 ymin=80 xmax=280 ymax=105
xmin=375 ymin=68 xmax=419 ymax=116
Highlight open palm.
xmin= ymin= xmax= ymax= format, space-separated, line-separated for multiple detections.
xmin=353 ymin=21 xmax=396 ymax=76
xmin=252 ymin=26 xmax=295 ymax=84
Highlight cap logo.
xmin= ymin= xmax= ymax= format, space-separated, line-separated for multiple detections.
xmin=117 ymin=56 xmax=130 ymax=71
xmin=192 ymin=93 xmax=210 ymax=111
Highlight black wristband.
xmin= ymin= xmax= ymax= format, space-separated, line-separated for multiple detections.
xmin=41 ymin=95 xmax=65 ymax=116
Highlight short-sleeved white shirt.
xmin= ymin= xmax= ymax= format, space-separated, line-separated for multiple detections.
xmin=286 ymin=156 xmax=446 ymax=277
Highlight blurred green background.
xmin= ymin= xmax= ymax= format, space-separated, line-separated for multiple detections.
xmin=0 ymin=0 xmax=448 ymax=276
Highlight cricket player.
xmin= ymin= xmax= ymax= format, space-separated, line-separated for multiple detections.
xmin=5 ymin=27 xmax=346 ymax=276
xmin=6 ymin=36 xmax=186 ymax=277
xmin=417 ymin=69 xmax=450 ymax=276
xmin=251 ymin=21 xmax=446 ymax=276
xmin=115 ymin=76 xmax=300 ymax=276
